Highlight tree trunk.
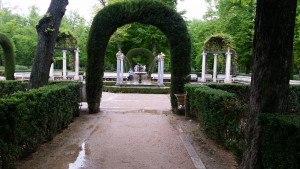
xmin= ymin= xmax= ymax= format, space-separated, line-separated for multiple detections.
xmin=240 ymin=0 xmax=297 ymax=169
xmin=28 ymin=0 xmax=68 ymax=89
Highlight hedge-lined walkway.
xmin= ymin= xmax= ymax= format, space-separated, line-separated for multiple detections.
xmin=17 ymin=93 xmax=198 ymax=169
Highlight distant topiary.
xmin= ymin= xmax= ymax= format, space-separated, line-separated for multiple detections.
xmin=126 ymin=48 xmax=155 ymax=72
xmin=0 ymin=33 xmax=15 ymax=80
xmin=86 ymin=0 xmax=191 ymax=113
xmin=204 ymin=33 xmax=238 ymax=67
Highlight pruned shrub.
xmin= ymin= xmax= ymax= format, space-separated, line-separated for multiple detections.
xmin=103 ymin=85 xmax=169 ymax=94
xmin=0 ymin=82 xmax=80 ymax=168
xmin=0 ymin=80 xmax=26 ymax=97
xmin=185 ymin=84 xmax=246 ymax=158
xmin=260 ymin=114 xmax=300 ymax=169
xmin=0 ymin=33 xmax=15 ymax=80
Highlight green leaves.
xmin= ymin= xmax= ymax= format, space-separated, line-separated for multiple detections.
xmin=87 ymin=0 xmax=191 ymax=112
xmin=0 ymin=33 xmax=16 ymax=80
xmin=0 ymin=82 xmax=81 ymax=168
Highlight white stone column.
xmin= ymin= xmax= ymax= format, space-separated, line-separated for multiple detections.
xmin=116 ymin=51 xmax=122 ymax=85
xmin=157 ymin=56 xmax=161 ymax=83
xmin=158 ymin=52 xmax=165 ymax=87
xmin=213 ymin=53 xmax=218 ymax=82
xmin=49 ymin=63 xmax=54 ymax=80
xmin=225 ymin=48 xmax=232 ymax=83
xmin=62 ymin=50 xmax=67 ymax=80
xmin=74 ymin=49 xmax=80 ymax=80
xmin=120 ymin=53 xmax=124 ymax=83
xmin=201 ymin=51 xmax=207 ymax=82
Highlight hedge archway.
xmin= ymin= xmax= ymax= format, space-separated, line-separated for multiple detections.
xmin=204 ymin=33 xmax=238 ymax=67
xmin=126 ymin=48 xmax=155 ymax=73
xmin=204 ymin=33 xmax=234 ymax=51
xmin=0 ymin=33 xmax=15 ymax=80
xmin=86 ymin=0 xmax=191 ymax=113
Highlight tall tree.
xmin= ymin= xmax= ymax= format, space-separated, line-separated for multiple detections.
xmin=240 ymin=0 xmax=297 ymax=168
xmin=28 ymin=0 xmax=68 ymax=89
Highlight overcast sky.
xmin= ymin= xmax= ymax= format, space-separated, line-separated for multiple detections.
xmin=2 ymin=0 xmax=207 ymax=21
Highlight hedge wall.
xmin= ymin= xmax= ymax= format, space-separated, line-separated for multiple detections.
xmin=102 ymin=81 xmax=171 ymax=87
xmin=288 ymin=85 xmax=300 ymax=115
xmin=206 ymin=83 xmax=250 ymax=102
xmin=86 ymin=0 xmax=191 ymax=113
xmin=0 ymin=33 xmax=15 ymax=80
xmin=260 ymin=114 xmax=300 ymax=169
xmin=103 ymin=85 xmax=169 ymax=94
xmin=0 ymin=82 xmax=80 ymax=168
xmin=185 ymin=84 xmax=246 ymax=158
xmin=0 ymin=81 xmax=26 ymax=97
xmin=186 ymin=83 xmax=300 ymax=164
xmin=207 ymin=83 xmax=300 ymax=115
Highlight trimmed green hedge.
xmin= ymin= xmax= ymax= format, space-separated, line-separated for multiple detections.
xmin=0 ymin=33 xmax=15 ymax=80
xmin=260 ymin=114 xmax=300 ymax=169
xmin=186 ymin=83 xmax=300 ymax=164
xmin=206 ymin=83 xmax=250 ymax=102
xmin=103 ymin=81 xmax=171 ymax=87
xmin=289 ymin=85 xmax=300 ymax=115
xmin=0 ymin=82 xmax=80 ymax=168
xmin=103 ymin=85 xmax=169 ymax=94
xmin=0 ymin=81 xmax=26 ymax=97
xmin=86 ymin=0 xmax=191 ymax=113
xmin=207 ymin=83 xmax=300 ymax=115
xmin=185 ymin=84 xmax=246 ymax=158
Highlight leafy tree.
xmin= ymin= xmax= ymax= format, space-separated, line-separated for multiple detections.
xmin=188 ymin=19 xmax=220 ymax=71
xmin=216 ymin=0 xmax=255 ymax=73
xmin=29 ymin=0 xmax=69 ymax=89
xmin=0 ymin=6 xmax=39 ymax=67
xmin=293 ymin=1 xmax=300 ymax=78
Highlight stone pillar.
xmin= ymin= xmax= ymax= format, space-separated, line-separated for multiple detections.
xmin=158 ymin=52 xmax=165 ymax=87
xmin=49 ymin=62 xmax=54 ymax=80
xmin=225 ymin=48 xmax=232 ymax=83
xmin=74 ymin=49 xmax=80 ymax=80
xmin=213 ymin=53 xmax=218 ymax=82
xmin=157 ymin=55 xmax=161 ymax=83
xmin=201 ymin=51 xmax=207 ymax=82
xmin=63 ymin=50 xmax=67 ymax=80
xmin=116 ymin=51 xmax=122 ymax=85
xmin=120 ymin=53 xmax=124 ymax=83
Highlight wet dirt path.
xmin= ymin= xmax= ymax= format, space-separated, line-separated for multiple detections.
xmin=17 ymin=93 xmax=196 ymax=169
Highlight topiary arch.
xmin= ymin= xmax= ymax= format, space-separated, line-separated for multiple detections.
xmin=126 ymin=48 xmax=155 ymax=72
xmin=86 ymin=0 xmax=191 ymax=113
xmin=204 ymin=33 xmax=234 ymax=51
xmin=0 ymin=33 xmax=15 ymax=80
xmin=204 ymin=33 xmax=237 ymax=66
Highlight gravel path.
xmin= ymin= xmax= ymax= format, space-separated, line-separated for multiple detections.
xmin=17 ymin=93 xmax=198 ymax=169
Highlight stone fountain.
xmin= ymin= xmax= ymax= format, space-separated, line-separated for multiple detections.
xmin=134 ymin=64 xmax=147 ymax=83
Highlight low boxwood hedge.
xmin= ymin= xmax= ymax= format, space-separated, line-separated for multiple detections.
xmin=0 ymin=80 xmax=26 ymax=97
xmin=0 ymin=82 xmax=80 ymax=168
xmin=186 ymin=83 xmax=300 ymax=164
xmin=103 ymin=81 xmax=171 ymax=87
xmin=103 ymin=85 xmax=169 ymax=94
xmin=288 ymin=85 xmax=300 ymax=115
xmin=185 ymin=84 xmax=246 ymax=158
xmin=260 ymin=114 xmax=300 ymax=169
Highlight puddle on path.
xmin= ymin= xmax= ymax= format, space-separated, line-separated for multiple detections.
xmin=69 ymin=142 xmax=87 ymax=169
